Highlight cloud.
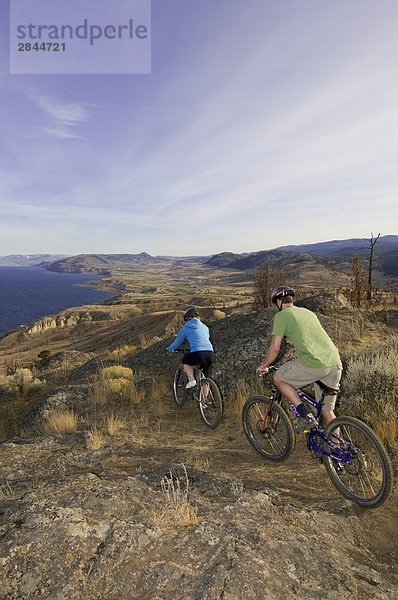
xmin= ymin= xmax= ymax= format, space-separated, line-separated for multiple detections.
xmin=38 ymin=126 xmax=83 ymax=139
xmin=28 ymin=91 xmax=89 ymax=138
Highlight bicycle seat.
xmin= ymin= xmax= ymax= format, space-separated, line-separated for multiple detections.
xmin=315 ymin=380 xmax=339 ymax=396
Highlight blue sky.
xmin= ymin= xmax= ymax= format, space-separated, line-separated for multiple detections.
xmin=1 ymin=0 xmax=398 ymax=256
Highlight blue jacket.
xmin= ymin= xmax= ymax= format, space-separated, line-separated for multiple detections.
xmin=167 ymin=318 xmax=213 ymax=353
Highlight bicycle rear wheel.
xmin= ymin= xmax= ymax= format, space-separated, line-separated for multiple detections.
xmin=323 ymin=416 xmax=393 ymax=508
xmin=242 ymin=396 xmax=295 ymax=462
xmin=198 ymin=378 xmax=223 ymax=429
xmin=173 ymin=368 xmax=188 ymax=407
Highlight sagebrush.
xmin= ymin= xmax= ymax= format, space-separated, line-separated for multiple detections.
xmin=340 ymin=336 xmax=398 ymax=446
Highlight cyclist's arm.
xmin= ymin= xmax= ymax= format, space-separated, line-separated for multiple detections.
xmin=167 ymin=328 xmax=187 ymax=353
xmin=257 ymin=335 xmax=282 ymax=374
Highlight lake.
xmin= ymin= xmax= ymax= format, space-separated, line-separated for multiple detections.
xmin=0 ymin=267 xmax=115 ymax=336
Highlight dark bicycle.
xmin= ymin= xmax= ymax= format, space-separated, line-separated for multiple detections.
xmin=172 ymin=349 xmax=223 ymax=429
xmin=242 ymin=366 xmax=393 ymax=508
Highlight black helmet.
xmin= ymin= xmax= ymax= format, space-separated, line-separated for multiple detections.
xmin=184 ymin=307 xmax=199 ymax=320
xmin=271 ymin=285 xmax=295 ymax=304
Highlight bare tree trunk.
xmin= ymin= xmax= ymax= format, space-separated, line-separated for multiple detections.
xmin=366 ymin=232 xmax=380 ymax=302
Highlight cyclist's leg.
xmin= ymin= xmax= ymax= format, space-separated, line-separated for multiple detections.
xmin=182 ymin=352 xmax=199 ymax=386
xmin=195 ymin=351 xmax=214 ymax=397
xmin=317 ymin=366 xmax=343 ymax=426
xmin=274 ymin=360 xmax=315 ymax=414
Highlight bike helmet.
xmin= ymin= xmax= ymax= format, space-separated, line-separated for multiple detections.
xmin=184 ymin=307 xmax=199 ymax=320
xmin=271 ymin=285 xmax=295 ymax=305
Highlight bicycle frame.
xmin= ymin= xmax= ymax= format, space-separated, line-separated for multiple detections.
xmin=267 ymin=380 xmax=353 ymax=465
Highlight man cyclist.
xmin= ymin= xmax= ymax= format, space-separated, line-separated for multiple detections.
xmin=167 ymin=307 xmax=214 ymax=389
xmin=257 ymin=286 xmax=342 ymax=429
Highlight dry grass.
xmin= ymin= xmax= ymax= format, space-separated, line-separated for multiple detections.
xmin=145 ymin=377 xmax=170 ymax=417
xmin=229 ymin=377 xmax=265 ymax=425
xmin=152 ymin=465 xmax=198 ymax=528
xmin=0 ymin=367 xmax=43 ymax=398
xmin=101 ymin=365 xmax=135 ymax=381
xmin=139 ymin=334 xmax=152 ymax=349
xmin=0 ymin=421 xmax=8 ymax=442
xmin=340 ymin=336 xmax=398 ymax=447
xmin=108 ymin=344 xmax=137 ymax=357
xmin=91 ymin=365 xmax=144 ymax=406
xmin=43 ymin=409 xmax=78 ymax=435
xmin=0 ymin=479 xmax=18 ymax=500
xmin=106 ymin=413 xmax=127 ymax=436
xmin=87 ymin=426 xmax=106 ymax=449
xmin=185 ymin=451 xmax=210 ymax=471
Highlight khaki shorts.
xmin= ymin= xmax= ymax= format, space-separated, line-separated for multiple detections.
xmin=276 ymin=359 xmax=343 ymax=412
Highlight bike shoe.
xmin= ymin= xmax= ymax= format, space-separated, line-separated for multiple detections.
xmin=294 ymin=413 xmax=318 ymax=433
xmin=185 ymin=380 xmax=197 ymax=389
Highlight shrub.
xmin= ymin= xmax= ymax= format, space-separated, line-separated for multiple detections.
xmin=213 ymin=309 xmax=226 ymax=319
xmin=340 ymin=337 xmax=398 ymax=446
xmin=101 ymin=365 xmax=135 ymax=381
xmin=0 ymin=368 xmax=42 ymax=397
xmin=91 ymin=365 xmax=144 ymax=405
xmin=35 ymin=350 xmax=51 ymax=369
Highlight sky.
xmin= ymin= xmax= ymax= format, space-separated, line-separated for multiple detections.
xmin=1 ymin=0 xmax=398 ymax=257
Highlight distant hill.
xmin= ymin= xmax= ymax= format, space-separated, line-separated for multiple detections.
xmin=276 ymin=235 xmax=398 ymax=258
xmin=0 ymin=254 xmax=67 ymax=267
xmin=43 ymin=253 xmax=172 ymax=274
xmin=206 ymin=235 xmax=398 ymax=286
xmin=378 ymin=249 xmax=398 ymax=277
xmin=207 ymin=248 xmax=339 ymax=271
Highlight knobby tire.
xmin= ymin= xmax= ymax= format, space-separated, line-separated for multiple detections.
xmin=323 ymin=416 xmax=393 ymax=508
xmin=242 ymin=395 xmax=295 ymax=462
xmin=198 ymin=378 xmax=223 ymax=429
xmin=173 ymin=368 xmax=188 ymax=407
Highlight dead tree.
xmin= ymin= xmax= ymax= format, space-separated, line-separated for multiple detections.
xmin=350 ymin=256 xmax=367 ymax=307
xmin=366 ymin=232 xmax=380 ymax=302
xmin=253 ymin=262 xmax=290 ymax=308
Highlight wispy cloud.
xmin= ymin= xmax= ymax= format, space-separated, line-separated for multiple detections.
xmin=28 ymin=92 xmax=89 ymax=138
xmin=0 ymin=1 xmax=397 ymax=254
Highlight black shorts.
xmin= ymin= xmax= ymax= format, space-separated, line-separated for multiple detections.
xmin=182 ymin=350 xmax=214 ymax=377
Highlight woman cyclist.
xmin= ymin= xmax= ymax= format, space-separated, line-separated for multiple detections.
xmin=167 ymin=307 xmax=214 ymax=388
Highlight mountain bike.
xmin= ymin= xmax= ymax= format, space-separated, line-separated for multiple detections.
xmin=171 ymin=349 xmax=223 ymax=429
xmin=242 ymin=366 xmax=393 ymax=508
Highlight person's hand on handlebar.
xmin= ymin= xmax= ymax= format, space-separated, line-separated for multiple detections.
xmin=256 ymin=364 xmax=269 ymax=376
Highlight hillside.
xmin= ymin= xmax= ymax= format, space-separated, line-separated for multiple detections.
xmin=0 ymin=254 xmax=67 ymax=267
xmin=206 ymin=249 xmax=351 ymax=290
xmin=0 ymin=296 xmax=397 ymax=598
xmin=42 ymin=252 xmax=172 ymax=274
xmin=276 ymin=235 xmax=398 ymax=258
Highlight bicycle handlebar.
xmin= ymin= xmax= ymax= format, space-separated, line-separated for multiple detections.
xmin=258 ymin=365 xmax=278 ymax=377
xmin=169 ymin=348 xmax=188 ymax=355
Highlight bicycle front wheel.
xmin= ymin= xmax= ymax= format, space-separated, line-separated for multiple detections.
xmin=324 ymin=416 xmax=393 ymax=508
xmin=242 ymin=396 xmax=295 ymax=462
xmin=198 ymin=378 xmax=223 ymax=429
xmin=173 ymin=368 xmax=188 ymax=407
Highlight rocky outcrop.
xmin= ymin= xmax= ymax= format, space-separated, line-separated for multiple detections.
xmin=26 ymin=310 xmax=118 ymax=335
xmin=296 ymin=293 xmax=352 ymax=313
xmin=22 ymin=385 xmax=89 ymax=430
xmin=0 ymin=435 xmax=396 ymax=600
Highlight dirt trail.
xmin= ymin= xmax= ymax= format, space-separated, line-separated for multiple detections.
xmin=1 ymin=397 xmax=397 ymax=600
xmin=99 ymin=399 xmax=398 ymax=570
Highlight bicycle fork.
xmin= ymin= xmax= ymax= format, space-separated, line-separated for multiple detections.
xmin=260 ymin=397 xmax=275 ymax=432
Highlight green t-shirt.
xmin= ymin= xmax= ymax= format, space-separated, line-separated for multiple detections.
xmin=272 ymin=306 xmax=341 ymax=368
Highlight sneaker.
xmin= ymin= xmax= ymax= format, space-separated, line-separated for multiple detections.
xmin=185 ymin=379 xmax=197 ymax=389
xmin=294 ymin=413 xmax=318 ymax=433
